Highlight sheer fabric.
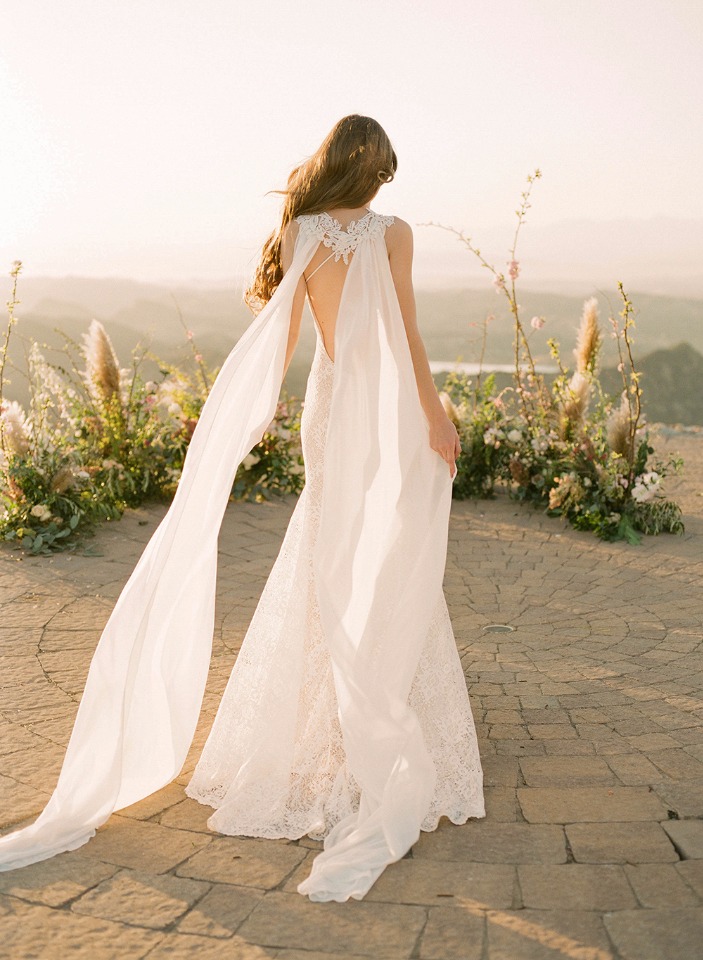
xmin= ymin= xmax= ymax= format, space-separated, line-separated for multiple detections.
xmin=0 ymin=210 xmax=485 ymax=902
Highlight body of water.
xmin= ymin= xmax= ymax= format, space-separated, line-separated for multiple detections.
xmin=429 ymin=361 xmax=558 ymax=375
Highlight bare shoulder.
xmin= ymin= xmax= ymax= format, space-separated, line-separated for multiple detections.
xmin=384 ymin=216 xmax=412 ymax=253
xmin=280 ymin=219 xmax=300 ymax=273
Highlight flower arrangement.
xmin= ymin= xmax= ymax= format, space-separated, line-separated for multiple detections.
xmin=423 ymin=174 xmax=684 ymax=544
xmin=2 ymin=169 xmax=686 ymax=553
xmin=0 ymin=263 xmax=304 ymax=553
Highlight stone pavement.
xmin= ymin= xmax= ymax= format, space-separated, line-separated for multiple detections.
xmin=0 ymin=427 xmax=702 ymax=960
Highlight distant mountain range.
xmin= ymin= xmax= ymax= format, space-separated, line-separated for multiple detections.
xmin=600 ymin=342 xmax=703 ymax=427
xmin=2 ymin=275 xmax=702 ymax=424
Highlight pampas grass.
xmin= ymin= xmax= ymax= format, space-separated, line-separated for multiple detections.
xmin=439 ymin=391 xmax=462 ymax=427
xmin=607 ymin=392 xmax=633 ymax=458
xmin=49 ymin=464 xmax=76 ymax=495
xmin=562 ymin=371 xmax=591 ymax=430
xmin=0 ymin=400 xmax=30 ymax=457
xmin=82 ymin=319 xmax=122 ymax=407
xmin=574 ymin=297 xmax=602 ymax=375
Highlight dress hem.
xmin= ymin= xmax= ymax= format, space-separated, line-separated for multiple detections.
xmin=184 ymin=783 xmax=486 ymax=843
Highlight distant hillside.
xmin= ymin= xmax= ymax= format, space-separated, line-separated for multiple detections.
xmin=430 ymin=343 xmax=703 ymax=428
xmin=414 ymin=287 xmax=703 ymax=364
xmin=600 ymin=342 xmax=703 ymax=426
xmin=2 ymin=275 xmax=701 ymax=421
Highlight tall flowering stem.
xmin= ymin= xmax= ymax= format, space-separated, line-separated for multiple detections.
xmin=610 ymin=282 xmax=642 ymax=482
xmin=420 ymin=169 xmax=544 ymax=421
xmin=0 ymin=261 xmax=23 ymax=458
xmin=171 ymin=294 xmax=211 ymax=395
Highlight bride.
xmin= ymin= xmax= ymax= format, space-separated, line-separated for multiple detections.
xmin=0 ymin=114 xmax=485 ymax=902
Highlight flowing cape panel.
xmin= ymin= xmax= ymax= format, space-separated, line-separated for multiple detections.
xmin=297 ymin=230 xmax=454 ymax=901
xmin=0 ymin=230 xmax=323 ymax=871
xmin=0 ymin=216 xmax=456 ymax=903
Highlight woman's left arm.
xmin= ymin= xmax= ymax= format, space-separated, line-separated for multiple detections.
xmin=387 ymin=218 xmax=461 ymax=477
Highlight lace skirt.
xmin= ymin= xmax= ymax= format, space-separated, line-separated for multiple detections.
xmin=185 ymin=338 xmax=485 ymax=839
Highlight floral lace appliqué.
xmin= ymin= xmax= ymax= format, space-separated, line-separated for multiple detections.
xmin=295 ymin=210 xmax=395 ymax=264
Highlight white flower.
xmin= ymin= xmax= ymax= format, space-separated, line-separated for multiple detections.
xmin=483 ymin=426 xmax=504 ymax=448
xmin=507 ymin=429 xmax=522 ymax=443
xmin=531 ymin=436 xmax=549 ymax=453
xmin=631 ymin=470 xmax=661 ymax=503
xmin=30 ymin=504 xmax=52 ymax=522
xmin=242 ymin=453 xmax=259 ymax=470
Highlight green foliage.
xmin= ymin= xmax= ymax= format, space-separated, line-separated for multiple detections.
xmin=442 ymin=372 xmax=508 ymax=498
xmin=3 ymin=167 xmax=689 ymax=555
xmin=0 ymin=264 xmax=305 ymax=553
xmin=231 ymin=398 xmax=305 ymax=502
xmin=425 ymin=174 xmax=685 ymax=544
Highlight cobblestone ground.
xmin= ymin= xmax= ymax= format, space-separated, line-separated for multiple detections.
xmin=1 ymin=428 xmax=702 ymax=960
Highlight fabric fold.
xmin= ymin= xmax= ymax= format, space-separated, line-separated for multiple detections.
xmin=0 ymin=231 xmax=322 ymax=871
xmin=296 ymin=226 xmax=454 ymax=901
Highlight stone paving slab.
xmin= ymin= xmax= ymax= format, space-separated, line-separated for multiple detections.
xmin=604 ymin=907 xmax=703 ymax=960
xmin=0 ymin=429 xmax=702 ymax=958
xmin=564 ymin=822 xmax=679 ymax=863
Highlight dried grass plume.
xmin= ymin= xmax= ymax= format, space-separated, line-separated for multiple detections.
xmin=607 ymin=392 xmax=633 ymax=459
xmin=82 ymin=319 xmax=121 ymax=406
xmin=561 ymin=371 xmax=591 ymax=436
xmin=574 ymin=297 xmax=602 ymax=376
xmin=0 ymin=400 xmax=30 ymax=456
xmin=439 ymin=391 xmax=462 ymax=427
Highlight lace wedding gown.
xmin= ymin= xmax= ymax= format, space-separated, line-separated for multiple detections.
xmin=188 ymin=212 xmax=484 ymax=897
xmin=0 ymin=209 xmax=484 ymax=902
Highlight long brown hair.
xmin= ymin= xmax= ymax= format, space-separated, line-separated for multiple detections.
xmin=244 ymin=114 xmax=397 ymax=314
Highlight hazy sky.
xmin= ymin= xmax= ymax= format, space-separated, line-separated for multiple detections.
xmin=1 ymin=0 xmax=702 ymax=289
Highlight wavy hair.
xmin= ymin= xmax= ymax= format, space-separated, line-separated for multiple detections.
xmin=244 ymin=114 xmax=397 ymax=314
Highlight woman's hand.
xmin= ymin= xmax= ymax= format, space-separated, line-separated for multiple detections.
xmin=429 ymin=413 xmax=461 ymax=478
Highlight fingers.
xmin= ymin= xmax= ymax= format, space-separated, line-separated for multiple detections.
xmin=437 ymin=444 xmax=461 ymax=476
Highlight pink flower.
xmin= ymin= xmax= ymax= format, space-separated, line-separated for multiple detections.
xmin=530 ymin=316 xmax=546 ymax=330
xmin=186 ymin=330 xmax=194 ymax=340
xmin=493 ymin=276 xmax=506 ymax=293
xmin=194 ymin=354 xmax=203 ymax=363
xmin=617 ymin=362 xmax=624 ymax=372
xmin=508 ymin=260 xmax=519 ymax=280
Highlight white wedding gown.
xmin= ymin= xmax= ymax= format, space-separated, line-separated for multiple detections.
xmin=0 ymin=209 xmax=484 ymax=902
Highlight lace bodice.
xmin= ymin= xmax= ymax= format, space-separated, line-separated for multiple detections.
xmin=295 ymin=210 xmax=395 ymax=264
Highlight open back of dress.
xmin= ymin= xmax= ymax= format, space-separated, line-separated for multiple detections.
xmin=0 ymin=209 xmax=484 ymax=902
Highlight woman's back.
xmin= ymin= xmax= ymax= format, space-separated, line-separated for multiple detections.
xmin=292 ymin=206 xmax=399 ymax=363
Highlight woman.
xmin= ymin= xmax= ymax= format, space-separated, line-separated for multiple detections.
xmin=0 ymin=115 xmax=485 ymax=903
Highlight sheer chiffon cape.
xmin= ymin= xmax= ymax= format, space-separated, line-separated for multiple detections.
xmin=0 ymin=212 xmax=455 ymax=902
